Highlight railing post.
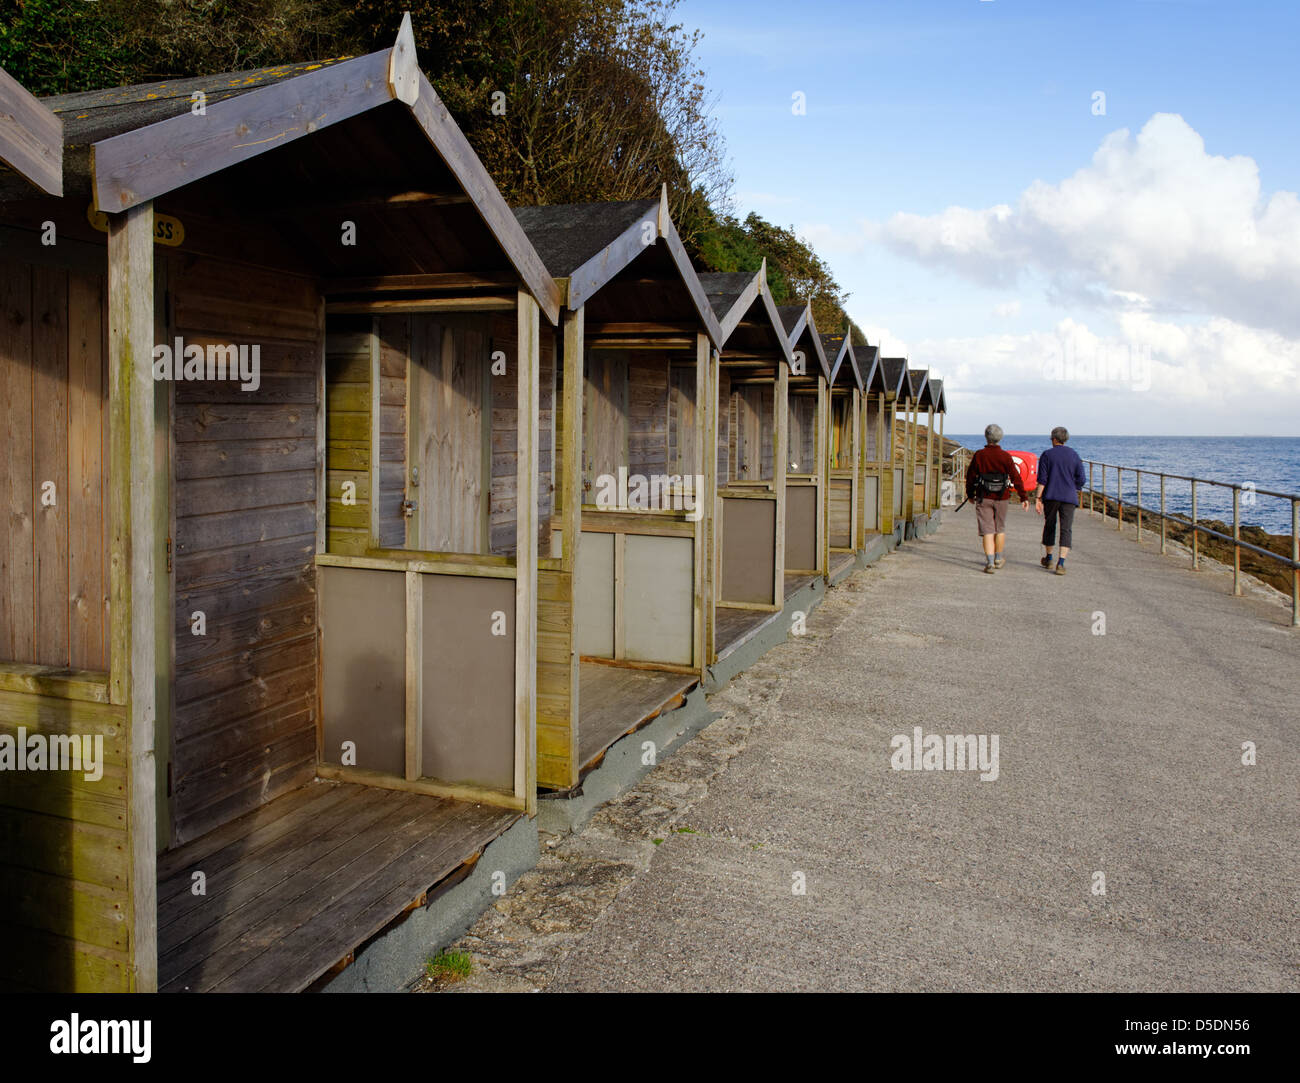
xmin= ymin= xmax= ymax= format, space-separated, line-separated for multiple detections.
xmin=1101 ymin=465 xmax=1106 ymax=524
xmin=1191 ymin=479 xmax=1199 ymax=569
xmin=1117 ymin=467 xmax=1123 ymax=530
xmin=1159 ymin=474 xmax=1167 ymax=554
xmin=1136 ymin=470 xmax=1142 ymax=542
xmin=1232 ymin=487 xmax=1242 ymax=596
xmin=1292 ymin=498 xmax=1298 ymax=628
xmin=1089 ymin=461 xmax=1095 ymax=515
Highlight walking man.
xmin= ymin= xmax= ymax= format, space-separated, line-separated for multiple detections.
xmin=965 ymin=424 xmax=1029 ymax=573
xmin=1034 ymin=426 xmax=1088 ymax=575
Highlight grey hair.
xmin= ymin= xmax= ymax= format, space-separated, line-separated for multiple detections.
xmin=984 ymin=424 xmax=1003 ymax=445
xmin=1051 ymin=426 xmax=1070 ymax=444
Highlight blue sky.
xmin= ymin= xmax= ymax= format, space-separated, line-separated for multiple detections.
xmin=675 ymin=0 xmax=1300 ymax=435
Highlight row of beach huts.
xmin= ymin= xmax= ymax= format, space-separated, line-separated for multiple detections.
xmin=0 ymin=19 xmax=952 ymax=992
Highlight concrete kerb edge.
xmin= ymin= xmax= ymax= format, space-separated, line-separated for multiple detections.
xmin=536 ymin=684 xmax=718 ymax=836
xmin=322 ymin=812 xmax=541 ymax=993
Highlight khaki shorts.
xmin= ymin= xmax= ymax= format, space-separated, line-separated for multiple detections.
xmin=975 ymin=499 xmax=1008 ymax=536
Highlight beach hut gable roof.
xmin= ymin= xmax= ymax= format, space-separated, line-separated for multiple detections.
xmin=880 ymin=356 xmax=909 ymax=398
xmin=822 ymin=333 xmax=865 ymax=391
xmin=0 ymin=66 xmax=62 ymax=196
xmin=512 ymin=185 xmax=722 ymax=342
xmin=778 ymin=303 xmax=832 ymax=382
xmin=701 ymin=262 xmax=794 ymax=365
xmin=32 ymin=15 xmax=560 ymax=322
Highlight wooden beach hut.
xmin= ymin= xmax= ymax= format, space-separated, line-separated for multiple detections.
xmin=855 ymin=342 xmax=889 ymax=543
xmin=700 ymin=267 xmax=795 ymax=663
xmin=904 ymin=367 xmax=930 ymax=528
xmin=0 ymin=21 xmax=562 ymax=992
xmin=820 ymin=333 xmax=864 ymax=582
xmin=878 ymin=357 xmax=910 ymax=537
xmin=921 ymin=376 xmax=945 ymax=514
xmin=777 ymin=303 xmax=831 ymax=593
xmin=510 ymin=190 xmax=723 ymax=792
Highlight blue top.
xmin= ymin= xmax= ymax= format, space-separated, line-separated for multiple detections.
xmin=1038 ymin=444 xmax=1088 ymax=504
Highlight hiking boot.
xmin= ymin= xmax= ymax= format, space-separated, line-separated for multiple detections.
xmin=983 ymin=563 xmax=996 ymax=574
xmin=1055 ymin=562 xmax=1067 ymax=575
xmin=993 ymin=556 xmax=1006 ymax=569
xmin=1040 ymin=555 xmax=1053 ymax=569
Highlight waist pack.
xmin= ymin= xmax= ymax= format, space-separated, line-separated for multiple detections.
xmin=976 ymin=472 xmax=1010 ymax=497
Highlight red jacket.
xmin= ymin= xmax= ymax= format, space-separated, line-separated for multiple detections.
xmin=965 ymin=445 xmax=1028 ymax=502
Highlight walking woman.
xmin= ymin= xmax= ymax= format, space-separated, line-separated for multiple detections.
xmin=1034 ymin=426 xmax=1088 ymax=574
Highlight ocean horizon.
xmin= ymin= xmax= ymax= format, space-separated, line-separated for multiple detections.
xmin=948 ymin=434 xmax=1300 ymax=534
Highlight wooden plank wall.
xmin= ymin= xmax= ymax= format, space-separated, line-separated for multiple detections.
xmin=324 ymin=317 xmax=371 ymax=556
xmin=628 ymin=358 xmax=668 ymax=478
xmin=376 ymin=317 xmax=407 ymax=548
xmin=489 ymin=311 xmax=553 ymax=556
xmin=789 ymin=394 xmax=816 ymax=473
xmin=170 ymin=254 xmax=320 ymax=846
xmin=731 ymin=383 xmax=774 ymax=482
xmin=716 ymin=368 xmax=731 ymax=485
xmin=0 ymin=236 xmax=135 ymax=992
xmin=0 ymin=259 xmax=111 ymax=670
xmin=584 ymin=351 xmax=628 ymax=496
xmin=668 ymin=364 xmax=696 ymax=475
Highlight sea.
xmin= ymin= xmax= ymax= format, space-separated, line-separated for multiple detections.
xmin=948 ymin=435 xmax=1300 ymax=535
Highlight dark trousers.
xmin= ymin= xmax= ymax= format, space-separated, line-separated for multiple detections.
xmin=1042 ymin=499 xmax=1076 ymax=548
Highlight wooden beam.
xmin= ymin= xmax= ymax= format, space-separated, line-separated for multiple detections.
xmin=107 ymin=203 xmax=157 ymax=992
xmin=0 ymin=66 xmax=62 ymax=196
xmin=326 ymin=297 xmax=516 ymax=314
xmin=514 ymin=292 xmax=540 ymax=815
xmin=322 ymin=272 xmax=517 ymax=295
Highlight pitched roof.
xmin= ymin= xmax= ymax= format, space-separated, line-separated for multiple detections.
xmin=0 ymin=66 xmax=62 ymax=195
xmin=7 ymin=17 xmax=561 ymax=322
xmin=779 ymin=303 xmax=831 ymax=381
xmin=512 ymin=189 xmax=721 ymax=342
xmin=880 ymin=357 xmax=909 ymax=398
xmin=699 ymin=265 xmax=793 ymax=365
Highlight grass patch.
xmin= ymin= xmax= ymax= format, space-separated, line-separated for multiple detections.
xmin=675 ymin=827 xmax=696 ymax=834
xmin=652 ymin=838 xmax=663 ymax=845
xmin=426 ymin=950 xmax=473 ymax=983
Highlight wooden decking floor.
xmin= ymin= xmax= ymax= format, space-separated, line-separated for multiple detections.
xmin=156 ymin=780 xmax=517 ymax=992
xmin=715 ymin=606 xmax=780 ymax=661
xmin=829 ymin=550 xmax=856 ymax=579
xmin=784 ymin=572 xmax=817 ymax=599
xmin=578 ymin=663 xmax=697 ymax=772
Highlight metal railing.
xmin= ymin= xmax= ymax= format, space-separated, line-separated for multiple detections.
xmin=1083 ymin=460 xmax=1300 ymax=627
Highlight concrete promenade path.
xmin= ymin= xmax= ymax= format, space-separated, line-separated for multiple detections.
xmin=444 ymin=506 xmax=1298 ymax=992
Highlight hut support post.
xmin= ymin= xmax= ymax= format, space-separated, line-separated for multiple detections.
xmin=515 ymin=292 xmax=539 ymax=814
xmin=773 ymin=361 xmax=788 ymax=600
xmin=699 ymin=337 xmax=718 ymax=667
xmin=817 ymin=375 xmax=828 ymax=572
xmin=108 ymin=202 xmax=158 ymax=993
xmin=926 ymin=406 xmax=936 ymax=513
xmin=851 ymin=388 xmax=863 ymax=552
xmin=555 ymin=308 xmax=584 ymax=785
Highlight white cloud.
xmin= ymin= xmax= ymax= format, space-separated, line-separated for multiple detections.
xmin=915 ymin=314 xmax=1300 ymax=435
xmin=993 ymin=300 xmax=1021 ymax=318
xmin=879 ymin=114 xmax=1300 ymax=337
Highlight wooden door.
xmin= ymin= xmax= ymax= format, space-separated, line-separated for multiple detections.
xmin=409 ymin=316 xmax=489 ymax=554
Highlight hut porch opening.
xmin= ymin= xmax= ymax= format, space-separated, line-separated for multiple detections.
xmin=155 ymin=778 xmax=517 ymax=992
